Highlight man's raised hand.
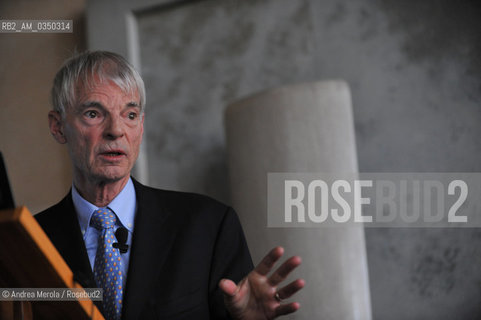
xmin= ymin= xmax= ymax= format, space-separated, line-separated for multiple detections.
xmin=219 ymin=247 xmax=305 ymax=320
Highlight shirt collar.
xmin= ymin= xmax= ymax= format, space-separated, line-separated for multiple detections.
xmin=72 ymin=178 xmax=137 ymax=237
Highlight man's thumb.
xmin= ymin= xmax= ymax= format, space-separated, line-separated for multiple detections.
xmin=219 ymin=278 xmax=238 ymax=297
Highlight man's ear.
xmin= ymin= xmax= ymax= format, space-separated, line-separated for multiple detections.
xmin=48 ymin=111 xmax=67 ymax=144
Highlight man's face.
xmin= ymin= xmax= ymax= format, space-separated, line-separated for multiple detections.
xmin=51 ymin=80 xmax=144 ymax=185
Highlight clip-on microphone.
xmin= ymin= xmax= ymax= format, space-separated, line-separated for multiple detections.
xmin=113 ymin=227 xmax=129 ymax=254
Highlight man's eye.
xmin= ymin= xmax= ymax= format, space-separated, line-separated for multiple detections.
xmin=128 ymin=112 xmax=138 ymax=120
xmin=85 ymin=110 xmax=98 ymax=118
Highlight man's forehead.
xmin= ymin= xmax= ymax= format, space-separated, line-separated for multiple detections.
xmin=75 ymin=79 xmax=140 ymax=104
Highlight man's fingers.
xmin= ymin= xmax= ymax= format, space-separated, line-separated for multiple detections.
xmin=276 ymin=278 xmax=305 ymax=300
xmin=219 ymin=279 xmax=238 ymax=297
xmin=268 ymin=256 xmax=302 ymax=286
xmin=275 ymin=302 xmax=300 ymax=317
xmin=254 ymin=246 xmax=284 ymax=276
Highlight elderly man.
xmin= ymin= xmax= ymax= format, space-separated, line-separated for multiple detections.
xmin=35 ymin=51 xmax=304 ymax=320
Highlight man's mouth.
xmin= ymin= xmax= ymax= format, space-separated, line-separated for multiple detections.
xmin=103 ymin=152 xmax=124 ymax=156
xmin=99 ymin=150 xmax=126 ymax=159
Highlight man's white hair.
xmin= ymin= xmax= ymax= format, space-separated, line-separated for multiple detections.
xmin=51 ymin=51 xmax=146 ymax=117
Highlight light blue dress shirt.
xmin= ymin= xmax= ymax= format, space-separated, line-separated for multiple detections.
xmin=72 ymin=178 xmax=136 ymax=288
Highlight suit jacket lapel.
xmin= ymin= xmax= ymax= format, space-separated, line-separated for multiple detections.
xmin=36 ymin=192 xmax=97 ymax=290
xmin=122 ymin=180 xmax=175 ymax=320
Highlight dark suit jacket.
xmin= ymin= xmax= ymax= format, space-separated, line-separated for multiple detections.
xmin=35 ymin=179 xmax=253 ymax=319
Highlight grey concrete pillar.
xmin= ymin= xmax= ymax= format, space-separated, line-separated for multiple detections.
xmin=224 ymin=81 xmax=372 ymax=319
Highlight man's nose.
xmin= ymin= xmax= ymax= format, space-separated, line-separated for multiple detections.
xmin=104 ymin=115 xmax=125 ymax=139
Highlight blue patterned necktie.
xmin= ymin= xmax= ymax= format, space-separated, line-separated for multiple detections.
xmin=91 ymin=208 xmax=123 ymax=320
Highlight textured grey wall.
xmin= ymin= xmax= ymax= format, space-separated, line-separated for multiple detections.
xmin=136 ymin=0 xmax=481 ymax=319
